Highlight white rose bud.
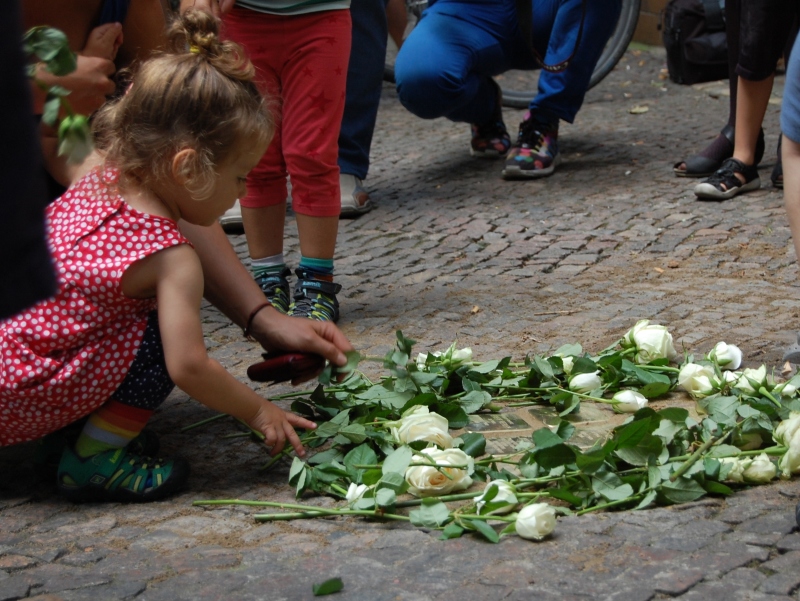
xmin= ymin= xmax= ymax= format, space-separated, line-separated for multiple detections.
xmin=678 ymin=363 xmax=718 ymax=399
xmin=569 ymin=371 xmax=602 ymax=394
xmin=774 ymin=381 xmax=798 ymax=398
xmin=742 ymin=453 xmax=776 ymax=484
xmin=735 ymin=366 xmax=767 ymax=394
xmin=475 ymin=480 xmax=518 ymax=515
xmin=720 ymin=457 xmax=748 ymax=483
xmin=722 ymin=370 xmax=741 ymax=385
xmin=611 ymin=389 xmax=648 ymax=413
xmin=391 ymin=406 xmax=453 ymax=449
xmin=450 ymin=347 xmax=473 ymax=364
xmin=561 ymin=356 xmax=575 ymax=376
xmin=345 ymin=483 xmax=369 ymax=506
xmin=622 ymin=320 xmax=679 ymax=364
xmin=708 ymin=342 xmax=743 ymax=370
xmin=775 ymin=412 xmax=800 ymax=479
xmin=416 ymin=352 xmax=430 ymax=369
xmin=405 ymin=447 xmax=474 ymax=497
xmin=515 ymin=503 xmax=557 ymax=541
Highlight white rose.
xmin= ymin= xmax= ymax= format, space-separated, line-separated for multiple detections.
xmin=774 ymin=381 xmax=798 ymax=397
xmin=722 ymin=370 xmax=741 ymax=385
xmin=775 ymin=412 xmax=800 ymax=479
xmin=475 ymin=480 xmax=518 ymax=515
xmin=742 ymin=453 xmax=776 ymax=484
xmin=390 ymin=406 xmax=453 ymax=449
xmin=678 ymin=363 xmax=718 ymax=399
xmin=405 ymin=447 xmax=474 ymax=497
xmin=735 ymin=366 xmax=767 ymax=394
xmin=622 ymin=320 xmax=679 ymax=364
xmin=569 ymin=371 xmax=601 ymax=394
xmin=450 ymin=347 xmax=473 ymax=364
xmin=561 ymin=356 xmax=575 ymax=376
xmin=719 ymin=457 xmax=748 ymax=483
xmin=611 ymin=389 xmax=648 ymax=413
xmin=515 ymin=503 xmax=556 ymax=541
xmin=416 ymin=352 xmax=431 ymax=369
xmin=345 ymin=483 xmax=369 ymax=506
xmin=708 ymin=342 xmax=743 ymax=370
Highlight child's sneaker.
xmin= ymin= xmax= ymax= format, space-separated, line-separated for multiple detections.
xmin=470 ymin=80 xmax=511 ymax=158
xmin=57 ymin=446 xmax=189 ymax=503
xmin=694 ymin=157 xmax=760 ymax=201
xmin=254 ymin=267 xmax=292 ymax=314
xmin=289 ymin=268 xmax=342 ymax=322
xmin=502 ymin=113 xmax=561 ymax=179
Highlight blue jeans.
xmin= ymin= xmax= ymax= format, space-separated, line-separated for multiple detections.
xmin=338 ymin=0 xmax=388 ymax=180
xmin=394 ymin=0 xmax=620 ymax=125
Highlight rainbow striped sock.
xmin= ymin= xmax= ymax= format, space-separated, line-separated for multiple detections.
xmin=74 ymin=400 xmax=153 ymax=458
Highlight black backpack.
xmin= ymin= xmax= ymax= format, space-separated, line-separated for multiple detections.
xmin=662 ymin=0 xmax=728 ymax=85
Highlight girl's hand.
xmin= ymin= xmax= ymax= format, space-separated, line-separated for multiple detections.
xmin=247 ymin=401 xmax=317 ymax=457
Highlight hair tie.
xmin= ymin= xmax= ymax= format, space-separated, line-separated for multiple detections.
xmin=189 ymin=44 xmax=201 ymax=54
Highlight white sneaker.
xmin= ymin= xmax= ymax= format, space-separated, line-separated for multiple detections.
xmin=220 ymin=199 xmax=243 ymax=230
xmin=339 ymin=173 xmax=373 ymax=217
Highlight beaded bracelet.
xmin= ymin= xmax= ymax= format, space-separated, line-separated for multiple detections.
xmin=243 ymin=301 xmax=272 ymax=341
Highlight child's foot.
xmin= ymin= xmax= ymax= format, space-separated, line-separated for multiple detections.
xmin=694 ymin=158 xmax=760 ymax=201
xmin=82 ymin=22 xmax=123 ymax=60
xmin=469 ymin=80 xmax=511 ymax=158
xmin=57 ymin=446 xmax=188 ymax=503
xmin=254 ymin=267 xmax=292 ymax=314
xmin=289 ymin=268 xmax=341 ymax=322
xmin=36 ymin=426 xmax=160 ymax=479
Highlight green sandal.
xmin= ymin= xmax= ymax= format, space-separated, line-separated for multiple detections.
xmin=57 ymin=446 xmax=189 ymax=503
xmin=35 ymin=427 xmax=160 ymax=479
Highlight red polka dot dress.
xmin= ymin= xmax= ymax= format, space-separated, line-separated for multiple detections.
xmin=0 ymin=167 xmax=189 ymax=446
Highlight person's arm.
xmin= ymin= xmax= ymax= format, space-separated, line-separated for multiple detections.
xmin=152 ymin=245 xmax=317 ymax=456
xmin=178 ymin=220 xmax=353 ymax=367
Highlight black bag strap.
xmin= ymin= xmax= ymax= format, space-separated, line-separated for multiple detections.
xmin=515 ymin=0 xmax=588 ymax=74
xmin=701 ymin=0 xmax=725 ymax=31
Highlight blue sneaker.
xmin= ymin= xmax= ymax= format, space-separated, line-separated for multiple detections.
xmin=289 ymin=269 xmax=342 ymax=322
xmin=254 ymin=267 xmax=292 ymax=314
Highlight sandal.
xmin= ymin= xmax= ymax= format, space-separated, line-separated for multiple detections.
xmin=772 ymin=135 xmax=783 ymax=189
xmin=57 ymin=446 xmax=188 ymax=503
xmin=694 ymin=157 xmax=760 ymax=201
xmin=674 ymin=125 xmax=765 ymax=178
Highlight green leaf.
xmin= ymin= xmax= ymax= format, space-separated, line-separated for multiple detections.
xmin=337 ymin=423 xmax=367 ymax=444
xmin=314 ymin=421 xmax=341 ymax=439
xmin=312 ymin=577 xmax=344 ymax=596
xmin=699 ymin=396 xmax=739 ymax=426
xmin=658 ymin=407 xmax=689 ymax=423
xmin=639 ymin=381 xmax=671 ymax=399
xmin=343 ymin=444 xmax=378 ymax=471
xmin=706 ymin=444 xmax=742 ymax=459
xmin=548 ymin=487 xmax=583 ymax=505
xmin=660 ymin=477 xmax=706 ymax=504
xmin=635 ymin=490 xmax=657 ymax=510
xmin=439 ymin=522 xmax=465 ymax=540
xmin=288 ymin=457 xmax=306 ymax=484
xmin=703 ymin=481 xmax=733 ymax=496
xmin=592 ymin=478 xmax=634 ymax=501
xmin=532 ymin=427 xmax=563 ymax=450
xmin=555 ymin=420 xmax=576 ymax=442
xmin=382 ymin=446 xmax=413 ymax=475
xmin=362 ymin=469 xmax=383 ymax=486
xmin=436 ymin=404 xmax=470 ymax=429
xmin=652 ymin=419 xmax=683 ymax=444
xmin=42 ymin=96 xmax=61 ymax=127
xmin=615 ymin=418 xmax=656 ymax=449
xmin=409 ymin=499 xmax=451 ymax=528
xmin=574 ymin=447 xmax=607 ymax=474
xmin=465 ymin=518 xmax=500 ymax=543
xmin=572 ymin=356 xmax=599 ymax=375
xmin=468 ymin=360 xmax=501 ymax=375
xmin=534 ymin=443 xmax=576 ymax=469
xmin=648 ymin=465 xmax=662 ymax=489
xmin=375 ymin=487 xmax=396 ymax=509
xmin=308 ymin=448 xmax=345 ymax=465
xmin=460 ymin=390 xmax=491 ymax=413
xmin=533 ymin=356 xmax=555 ymax=380
xmin=378 ymin=471 xmax=408 ymax=493
xmin=458 ymin=432 xmax=486 ymax=458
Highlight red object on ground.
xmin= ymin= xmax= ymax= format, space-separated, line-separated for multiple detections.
xmin=246 ymin=353 xmax=326 ymax=384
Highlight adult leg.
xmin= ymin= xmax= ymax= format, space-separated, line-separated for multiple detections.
xmin=338 ymin=0 xmax=388 ymax=216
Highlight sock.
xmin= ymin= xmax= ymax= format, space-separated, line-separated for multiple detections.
xmin=299 ymin=256 xmax=334 ymax=282
xmin=74 ymin=400 xmax=153 ymax=458
xmin=251 ymin=253 xmax=286 ymax=279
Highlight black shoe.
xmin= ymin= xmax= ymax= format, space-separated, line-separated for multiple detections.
xmin=289 ymin=269 xmax=341 ymax=322
xmin=674 ymin=125 xmax=765 ymax=178
xmin=694 ymin=157 xmax=760 ymax=201
xmin=254 ymin=267 xmax=292 ymax=314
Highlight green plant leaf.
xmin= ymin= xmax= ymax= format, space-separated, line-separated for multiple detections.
xmin=460 ymin=390 xmax=491 ymax=413
xmin=703 ymin=480 xmax=733 ymax=496
xmin=375 ymin=487 xmax=397 ymax=509
xmin=465 ymin=518 xmax=500 ymax=543
xmin=458 ymin=432 xmax=486 ymax=458
xmin=343 ymin=444 xmax=377 ymax=472
xmin=382 ymin=446 xmax=413 ymax=475
xmin=436 ymin=404 xmax=470 ymax=429
xmin=574 ymin=447 xmax=607 ymax=474
xmin=660 ymin=477 xmax=706 ymax=504
xmin=615 ymin=435 xmax=664 ymax=467
xmin=469 ymin=360 xmax=501 ymax=374
xmin=555 ymin=420 xmax=576 ymax=442
xmin=548 ymin=487 xmax=583 ymax=505
xmin=706 ymin=444 xmax=742 ymax=459
xmin=615 ymin=417 xmax=656 ymax=449
xmin=532 ymin=427 xmax=563 ymax=450
xmin=638 ymin=381 xmax=671 ymax=399
xmin=409 ymin=499 xmax=451 ymax=528
xmin=439 ymin=522 xmax=465 ymax=540
xmin=378 ymin=471 xmax=408 ymax=493
xmin=534 ymin=443 xmax=576 ymax=469
xmin=337 ymin=423 xmax=367 ymax=444
xmin=312 ymin=577 xmax=343 ymax=596
xmin=635 ymin=490 xmax=657 ymax=510
xmin=658 ymin=407 xmax=689 ymax=422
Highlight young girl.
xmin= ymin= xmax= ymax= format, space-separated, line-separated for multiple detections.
xmin=0 ymin=10 xmax=316 ymax=502
xmin=210 ymin=0 xmax=351 ymax=322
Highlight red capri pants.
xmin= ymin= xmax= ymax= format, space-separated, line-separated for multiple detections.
xmin=224 ymin=7 xmax=351 ymax=217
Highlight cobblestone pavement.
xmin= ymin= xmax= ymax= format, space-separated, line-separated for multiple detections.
xmin=3 ymin=47 xmax=800 ymax=601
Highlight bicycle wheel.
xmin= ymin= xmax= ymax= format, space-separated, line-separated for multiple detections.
xmin=383 ymin=0 xmax=642 ymax=109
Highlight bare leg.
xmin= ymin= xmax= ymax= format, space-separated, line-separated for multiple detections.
xmin=295 ymin=215 xmax=339 ymax=259
xmin=386 ymin=0 xmax=407 ymax=49
xmin=242 ymin=204 xmax=287 ymax=259
xmin=726 ymin=75 xmax=774 ymax=186
xmin=784 ymin=136 xmax=800 ymax=259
